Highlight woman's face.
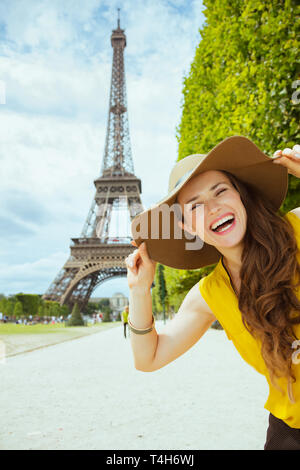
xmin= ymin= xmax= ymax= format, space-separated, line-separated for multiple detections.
xmin=177 ymin=170 xmax=247 ymax=250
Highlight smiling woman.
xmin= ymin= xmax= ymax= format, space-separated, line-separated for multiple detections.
xmin=191 ymin=169 xmax=300 ymax=392
xmin=126 ymin=136 xmax=300 ymax=450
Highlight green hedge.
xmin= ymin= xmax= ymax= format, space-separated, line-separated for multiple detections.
xmin=177 ymin=0 xmax=300 ymax=212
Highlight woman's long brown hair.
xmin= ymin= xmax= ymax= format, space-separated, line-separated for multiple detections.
xmin=223 ymin=171 xmax=300 ymax=402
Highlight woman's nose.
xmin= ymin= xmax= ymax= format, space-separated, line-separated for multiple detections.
xmin=206 ymin=199 xmax=222 ymax=215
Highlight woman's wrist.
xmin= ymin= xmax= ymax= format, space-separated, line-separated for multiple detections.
xmin=129 ymin=285 xmax=152 ymax=295
xmin=129 ymin=286 xmax=154 ymax=330
xmin=128 ymin=315 xmax=155 ymax=335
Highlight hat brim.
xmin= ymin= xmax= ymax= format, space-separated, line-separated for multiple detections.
xmin=131 ymin=136 xmax=288 ymax=269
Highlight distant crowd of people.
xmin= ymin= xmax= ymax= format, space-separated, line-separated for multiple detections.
xmin=90 ymin=313 xmax=104 ymax=324
xmin=0 ymin=310 xmax=124 ymax=327
xmin=0 ymin=312 xmax=66 ymax=325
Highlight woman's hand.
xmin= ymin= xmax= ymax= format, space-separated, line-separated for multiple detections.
xmin=125 ymin=241 xmax=156 ymax=291
xmin=272 ymin=144 xmax=300 ymax=178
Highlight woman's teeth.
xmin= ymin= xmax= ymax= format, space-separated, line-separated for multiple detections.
xmin=211 ymin=216 xmax=235 ymax=232
xmin=216 ymin=220 xmax=234 ymax=232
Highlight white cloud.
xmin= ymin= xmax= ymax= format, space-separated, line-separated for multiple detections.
xmin=1 ymin=53 xmax=111 ymax=118
xmin=0 ymin=111 xmax=102 ymax=198
xmin=0 ymin=0 xmax=205 ymax=295
xmin=0 ymin=0 xmax=101 ymax=50
xmin=0 ymin=251 xmax=69 ymax=293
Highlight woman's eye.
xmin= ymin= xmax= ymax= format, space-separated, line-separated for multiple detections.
xmin=191 ymin=188 xmax=227 ymax=210
xmin=216 ymin=188 xmax=226 ymax=196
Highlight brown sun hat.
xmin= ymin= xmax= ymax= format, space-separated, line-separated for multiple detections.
xmin=131 ymin=135 xmax=288 ymax=269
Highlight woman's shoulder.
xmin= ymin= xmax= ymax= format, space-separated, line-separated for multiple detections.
xmin=184 ymin=280 xmax=216 ymax=317
xmin=283 ymin=208 xmax=300 ymax=234
xmin=283 ymin=209 xmax=300 ymax=255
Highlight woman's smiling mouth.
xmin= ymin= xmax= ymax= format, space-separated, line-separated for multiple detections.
xmin=210 ymin=213 xmax=236 ymax=234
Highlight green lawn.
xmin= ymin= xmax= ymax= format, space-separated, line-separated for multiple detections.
xmin=0 ymin=321 xmax=122 ymax=335
xmin=0 ymin=321 xmax=123 ymax=357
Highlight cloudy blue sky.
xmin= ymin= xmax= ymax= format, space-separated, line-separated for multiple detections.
xmin=0 ymin=0 xmax=205 ymax=299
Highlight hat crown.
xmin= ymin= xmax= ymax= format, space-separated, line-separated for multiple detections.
xmin=168 ymin=154 xmax=207 ymax=193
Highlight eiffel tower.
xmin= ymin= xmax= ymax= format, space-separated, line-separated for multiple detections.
xmin=43 ymin=14 xmax=143 ymax=311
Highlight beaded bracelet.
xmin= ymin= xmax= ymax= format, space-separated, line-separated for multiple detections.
xmin=128 ymin=315 xmax=155 ymax=335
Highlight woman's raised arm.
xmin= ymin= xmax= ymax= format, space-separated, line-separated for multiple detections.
xmin=126 ymin=242 xmax=216 ymax=372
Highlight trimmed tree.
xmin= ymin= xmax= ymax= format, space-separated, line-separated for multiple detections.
xmin=67 ymin=303 xmax=85 ymax=326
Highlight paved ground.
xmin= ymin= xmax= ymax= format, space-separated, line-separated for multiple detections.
xmin=0 ymin=321 xmax=270 ymax=450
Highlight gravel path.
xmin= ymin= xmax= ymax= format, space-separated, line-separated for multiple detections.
xmin=0 ymin=321 xmax=270 ymax=450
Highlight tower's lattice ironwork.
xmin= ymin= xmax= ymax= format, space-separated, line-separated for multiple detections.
xmin=43 ymin=16 xmax=143 ymax=311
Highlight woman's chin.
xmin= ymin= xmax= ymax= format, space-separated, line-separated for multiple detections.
xmin=204 ymin=231 xmax=245 ymax=249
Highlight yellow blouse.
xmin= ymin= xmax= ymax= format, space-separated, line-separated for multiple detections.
xmin=199 ymin=211 xmax=300 ymax=428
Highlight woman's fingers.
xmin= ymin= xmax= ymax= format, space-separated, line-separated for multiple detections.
xmin=272 ymin=145 xmax=300 ymax=177
xmin=125 ymin=242 xmax=156 ymax=275
xmin=273 ymin=149 xmax=282 ymax=158
xmin=292 ymin=144 xmax=300 ymax=158
xmin=282 ymin=146 xmax=300 ymax=160
xmin=273 ymin=146 xmax=300 ymax=160
xmin=125 ymin=249 xmax=139 ymax=271
xmin=139 ymin=241 xmax=157 ymax=269
xmin=139 ymin=241 xmax=150 ymax=261
xmin=127 ymin=240 xmax=139 ymax=272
